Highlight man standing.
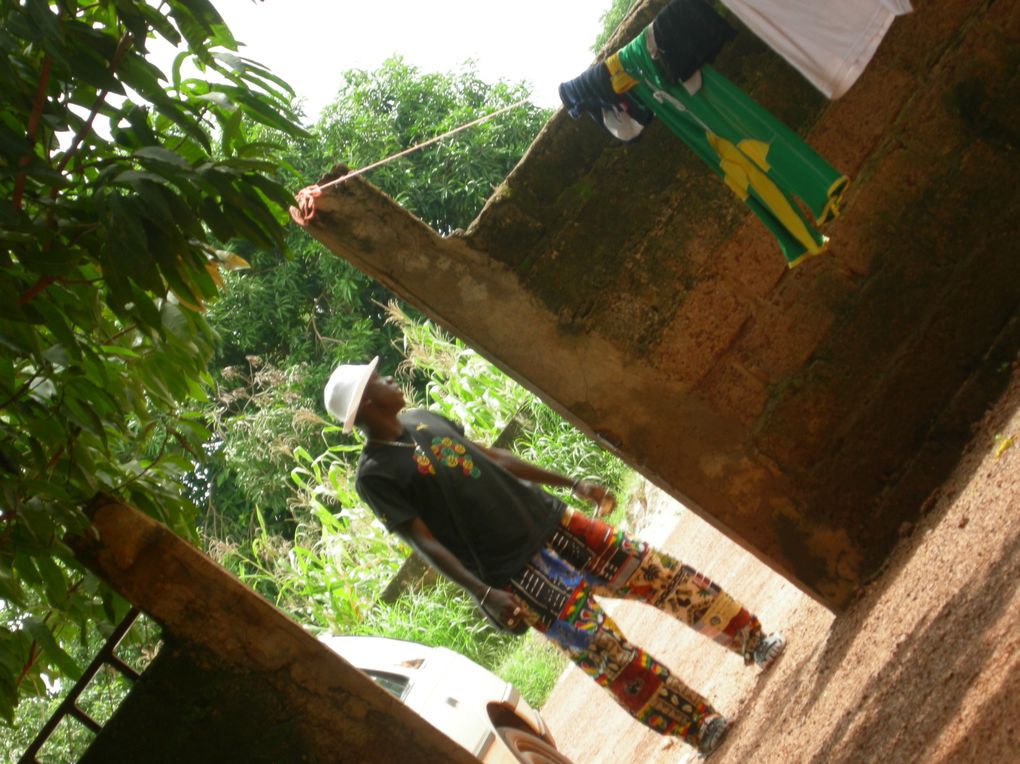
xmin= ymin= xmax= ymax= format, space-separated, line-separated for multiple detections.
xmin=325 ymin=357 xmax=785 ymax=757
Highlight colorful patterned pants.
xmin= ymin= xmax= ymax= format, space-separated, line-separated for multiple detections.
xmin=507 ymin=508 xmax=764 ymax=748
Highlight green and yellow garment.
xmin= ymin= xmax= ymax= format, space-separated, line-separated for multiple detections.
xmin=612 ymin=30 xmax=849 ymax=267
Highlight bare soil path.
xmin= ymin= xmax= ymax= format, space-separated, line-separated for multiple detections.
xmin=541 ymin=360 xmax=1020 ymax=763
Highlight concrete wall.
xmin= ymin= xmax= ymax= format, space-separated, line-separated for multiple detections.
xmin=72 ymin=498 xmax=478 ymax=763
xmin=301 ymin=0 xmax=1020 ymax=608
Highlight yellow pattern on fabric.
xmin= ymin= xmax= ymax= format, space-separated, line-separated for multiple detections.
xmin=706 ymin=132 xmax=826 ymax=257
xmin=606 ymin=54 xmax=639 ymax=94
xmin=736 ymin=139 xmax=771 ymax=171
xmin=817 ymin=175 xmax=851 ymax=225
xmin=785 ymin=241 xmax=828 ymax=269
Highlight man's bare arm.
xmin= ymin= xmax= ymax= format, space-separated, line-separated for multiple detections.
xmin=475 ymin=443 xmax=616 ymax=512
xmin=393 ymin=517 xmax=521 ymax=623
xmin=394 ymin=517 xmax=487 ymax=598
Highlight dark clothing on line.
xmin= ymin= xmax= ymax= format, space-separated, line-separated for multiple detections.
xmin=558 ymin=0 xmax=733 ymax=140
xmin=651 ymin=0 xmax=736 ymax=83
xmin=558 ymin=63 xmax=653 ymax=142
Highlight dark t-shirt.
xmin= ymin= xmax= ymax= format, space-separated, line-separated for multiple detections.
xmin=355 ymin=409 xmax=563 ymax=586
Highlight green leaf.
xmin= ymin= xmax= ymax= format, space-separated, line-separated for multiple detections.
xmin=0 ymin=280 xmax=30 ymax=323
xmin=117 ymin=50 xmax=169 ymax=102
xmin=24 ymin=0 xmax=68 ymax=66
xmin=25 ymin=619 xmax=82 ymax=680
xmin=127 ymin=283 xmax=165 ymax=335
xmin=211 ymin=50 xmax=246 ymax=74
xmin=63 ymin=26 xmax=123 ymax=93
xmin=171 ymin=50 xmax=189 ymax=90
xmin=0 ymin=559 xmax=25 ymax=604
xmin=41 ymin=343 xmax=68 ymax=366
xmin=73 ymin=376 xmax=124 ymax=417
xmin=235 ymin=57 xmax=297 ymax=98
xmin=14 ymin=552 xmax=44 ymax=587
xmin=138 ymin=2 xmax=183 ymax=47
xmin=243 ymin=172 xmax=299 ymax=212
xmin=133 ymin=145 xmax=193 ymax=172
xmin=19 ymin=244 xmax=84 ymax=278
xmin=219 ymin=107 xmax=244 ymax=155
xmin=225 ymin=85 xmax=309 ymax=137
xmin=99 ymin=344 xmax=140 ymax=359
xmin=195 ymin=90 xmax=235 ymax=112
xmin=63 ymin=394 xmax=109 ymax=449
xmin=149 ymin=95 xmax=211 ymax=152
xmin=0 ymin=356 xmax=13 ymax=395
xmin=0 ymin=676 xmax=16 ymax=724
xmin=0 ymin=120 xmax=31 ymax=163
xmin=104 ymin=194 xmax=162 ymax=294
xmin=124 ymin=102 xmax=159 ymax=146
xmin=34 ymin=554 xmax=68 ymax=605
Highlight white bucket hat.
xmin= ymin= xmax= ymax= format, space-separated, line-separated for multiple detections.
xmin=323 ymin=356 xmax=379 ymax=433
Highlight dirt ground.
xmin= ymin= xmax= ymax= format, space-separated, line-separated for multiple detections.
xmin=541 ymin=359 xmax=1020 ymax=764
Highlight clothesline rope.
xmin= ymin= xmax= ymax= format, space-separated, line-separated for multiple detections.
xmin=322 ymin=95 xmax=530 ymax=186
xmin=290 ymin=97 xmax=531 ymax=225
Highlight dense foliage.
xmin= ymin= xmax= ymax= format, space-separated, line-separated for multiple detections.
xmin=317 ymin=57 xmax=547 ymax=235
xmin=0 ymin=42 xmax=563 ymax=754
xmin=0 ymin=0 xmax=305 ymax=726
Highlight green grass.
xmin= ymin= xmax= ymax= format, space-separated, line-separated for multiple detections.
xmin=355 ymin=583 xmax=569 ymax=709
xmin=495 ymin=633 xmax=568 ymax=709
xmin=356 ymin=583 xmax=512 ymax=668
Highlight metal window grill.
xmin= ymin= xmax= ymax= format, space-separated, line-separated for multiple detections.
xmin=19 ymin=608 xmax=142 ymax=764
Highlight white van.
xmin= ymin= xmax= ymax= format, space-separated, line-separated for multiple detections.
xmin=320 ymin=635 xmax=574 ymax=764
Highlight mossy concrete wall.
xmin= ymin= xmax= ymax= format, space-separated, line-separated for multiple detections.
xmin=301 ymin=0 xmax=1020 ymax=608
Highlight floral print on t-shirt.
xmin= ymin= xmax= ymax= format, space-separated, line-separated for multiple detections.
xmin=430 ymin=436 xmax=481 ymax=479
xmin=413 ymin=446 xmax=435 ymax=476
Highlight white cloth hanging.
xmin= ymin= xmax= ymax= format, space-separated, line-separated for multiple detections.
xmin=720 ymin=0 xmax=913 ymax=99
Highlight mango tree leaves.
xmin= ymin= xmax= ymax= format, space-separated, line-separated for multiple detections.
xmin=315 ymin=57 xmax=549 ymax=235
xmin=0 ymin=0 xmax=307 ymax=725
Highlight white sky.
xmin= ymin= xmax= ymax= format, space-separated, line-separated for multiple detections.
xmin=209 ymin=0 xmax=616 ymax=120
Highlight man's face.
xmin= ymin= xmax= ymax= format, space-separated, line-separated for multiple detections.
xmin=361 ymin=372 xmax=405 ymax=415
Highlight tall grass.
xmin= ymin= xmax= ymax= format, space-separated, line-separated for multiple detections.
xmin=494 ymin=635 xmax=568 ymax=708
xmin=355 ymin=582 xmax=510 ymax=667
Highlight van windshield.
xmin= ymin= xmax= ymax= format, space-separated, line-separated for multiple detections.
xmin=364 ymin=670 xmax=410 ymax=699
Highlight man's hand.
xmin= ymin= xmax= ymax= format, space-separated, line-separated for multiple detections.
xmin=573 ymin=479 xmax=616 ymax=516
xmin=474 ymin=442 xmax=618 ymax=518
xmin=479 ymin=587 xmax=526 ymax=630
